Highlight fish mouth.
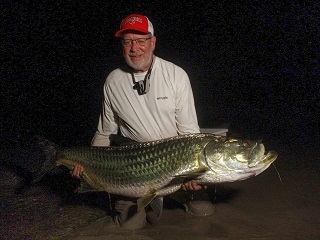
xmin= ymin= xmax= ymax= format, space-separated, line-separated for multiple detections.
xmin=250 ymin=150 xmax=278 ymax=168
xmin=263 ymin=150 xmax=278 ymax=163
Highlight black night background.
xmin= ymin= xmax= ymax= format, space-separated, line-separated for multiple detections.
xmin=1 ymin=1 xmax=320 ymax=239
xmin=1 ymin=1 xmax=319 ymax=148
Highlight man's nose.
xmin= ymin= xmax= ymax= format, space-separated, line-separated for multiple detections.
xmin=130 ymin=40 xmax=139 ymax=51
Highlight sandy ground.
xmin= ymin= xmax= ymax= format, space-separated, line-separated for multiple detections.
xmin=0 ymin=138 xmax=319 ymax=240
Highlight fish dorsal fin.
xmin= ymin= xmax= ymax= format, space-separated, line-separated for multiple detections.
xmin=57 ymin=159 xmax=105 ymax=192
xmin=31 ymin=158 xmax=76 ymax=184
xmin=56 ymin=159 xmax=78 ymax=170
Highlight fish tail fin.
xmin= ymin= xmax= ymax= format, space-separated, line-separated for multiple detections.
xmin=30 ymin=135 xmax=62 ymax=184
xmin=1 ymin=134 xmax=63 ymax=193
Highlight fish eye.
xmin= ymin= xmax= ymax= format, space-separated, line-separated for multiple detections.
xmin=243 ymin=141 xmax=250 ymax=147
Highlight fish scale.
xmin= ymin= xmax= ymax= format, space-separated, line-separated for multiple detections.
xmin=57 ymin=134 xmax=214 ymax=197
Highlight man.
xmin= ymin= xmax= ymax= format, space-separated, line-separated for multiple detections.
xmin=72 ymin=13 xmax=214 ymax=229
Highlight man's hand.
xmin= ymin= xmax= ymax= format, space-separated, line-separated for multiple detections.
xmin=71 ymin=164 xmax=84 ymax=178
xmin=181 ymin=179 xmax=202 ymax=191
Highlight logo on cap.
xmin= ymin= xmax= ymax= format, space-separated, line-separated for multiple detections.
xmin=124 ymin=17 xmax=143 ymax=25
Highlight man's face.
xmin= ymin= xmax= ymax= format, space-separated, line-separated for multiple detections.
xmin=121 ymin=32 xmax=156 ymax=73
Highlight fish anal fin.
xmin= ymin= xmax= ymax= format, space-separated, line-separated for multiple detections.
xmin=136 ymin=195 xmax=163 ymax=225
xmin=137 ymin=193 xmax=157 ymax=211
xmin=149 ymin=197 xmax=163 ymax=219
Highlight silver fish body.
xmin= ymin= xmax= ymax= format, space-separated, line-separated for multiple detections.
xmin=56 ymin=133 xmax=278 ymax=202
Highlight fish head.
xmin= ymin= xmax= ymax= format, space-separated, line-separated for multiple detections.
xmin=200 ymin=138 xmax=278 ymax=183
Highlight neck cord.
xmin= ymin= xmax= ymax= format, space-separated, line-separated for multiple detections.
xmin=132 ymin=57 xmax=154 ymax=95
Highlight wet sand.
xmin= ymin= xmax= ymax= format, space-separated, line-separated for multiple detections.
xmin=1 ymin=139 xmax=319 ymax=240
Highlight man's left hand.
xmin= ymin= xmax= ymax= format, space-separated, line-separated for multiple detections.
xmin=181 ymin=180 xmax=202 ymax=191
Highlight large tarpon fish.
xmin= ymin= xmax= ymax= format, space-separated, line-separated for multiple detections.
xmin=36 ymin=133 xmax=277 ymax=211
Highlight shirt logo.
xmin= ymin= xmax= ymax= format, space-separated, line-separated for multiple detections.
xmin=157 ymin=96 xmax=168 ymax=100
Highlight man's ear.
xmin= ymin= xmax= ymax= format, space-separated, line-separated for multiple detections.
xmin=151 ymin=36 xmax=156 ymax=50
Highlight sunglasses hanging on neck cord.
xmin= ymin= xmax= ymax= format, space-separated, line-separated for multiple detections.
xmin=132 ymin=58 xmax=154 ymax=95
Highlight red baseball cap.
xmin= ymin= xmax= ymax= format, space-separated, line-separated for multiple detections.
xmin=115 ymin=14 xmax=154 ymax=37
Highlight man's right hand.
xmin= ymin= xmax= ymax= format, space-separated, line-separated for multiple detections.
xmin=71 ymin=164 xmax=84 ymax=178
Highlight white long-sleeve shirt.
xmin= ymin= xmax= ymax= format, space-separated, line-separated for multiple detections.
xmin=92 ymin=56 xmax=200 ymax=146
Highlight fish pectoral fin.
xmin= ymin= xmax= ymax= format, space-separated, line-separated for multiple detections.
xmin=137 ymin=193 xmax=158 ymax=211
xmin=174 ymin=172 xmax=205 ymax=179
